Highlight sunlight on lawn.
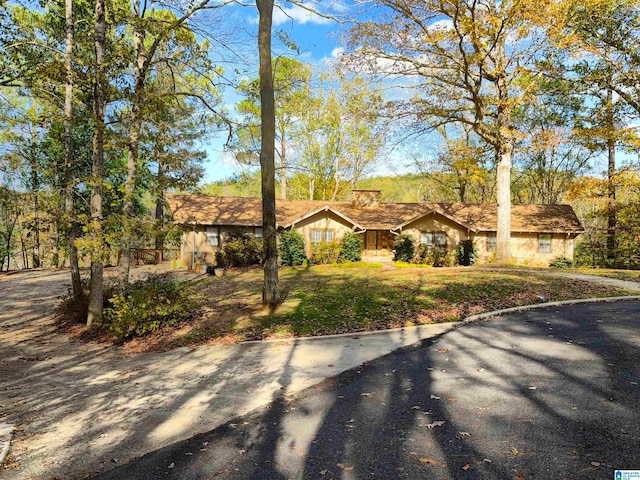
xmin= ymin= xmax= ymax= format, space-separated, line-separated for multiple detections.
xmin=159 ymin=265 xmax=635 ymax=349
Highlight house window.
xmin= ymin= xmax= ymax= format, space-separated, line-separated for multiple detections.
xmin=539 ymin=234 xmax=552 ymax=253
xmin=310 ymin=229 xmax=334 ymax=244
xmin=420 ymin=232 xmax=447 ymax=248
xmin=254 ymin=227 xmax=263 ymax=239
xmin=487 ymin=233 xmax=496 ymax=252
xmin=206 ymin=226 xmax=220 ymax=247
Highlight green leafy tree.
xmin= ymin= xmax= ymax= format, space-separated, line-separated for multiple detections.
xmin=118 ymin=0 xmax=228 ymax=285
xmin=295 ymin=68 xmax=385 ymax=200
xmin=348 ymin=0 xmax=552 ymax=261
xmin=230 ymin=57 xmax=312 ymax=200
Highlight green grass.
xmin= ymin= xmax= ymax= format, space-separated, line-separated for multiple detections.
xmin=147 ymin=264 xmax=636 ymax=350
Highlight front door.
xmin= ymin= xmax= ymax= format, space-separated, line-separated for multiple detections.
xmin=365 ymin=230 xmax=378 ymax=254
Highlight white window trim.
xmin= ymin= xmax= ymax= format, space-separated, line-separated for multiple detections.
xmin=538 ymin=233 xmax=552 ymax=253
xmin=487 ymin=233 xmax=497 ymax=252
xmin=206 ymin=226 xmax=220 ymax=247
xmin=310 ymin=229 xmax=335 ymax=244
xmin=420 ymin=231 xmax=447 ymax=247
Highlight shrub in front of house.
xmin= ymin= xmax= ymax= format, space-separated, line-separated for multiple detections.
xmin=339 ymin=232 xmax=363 ymax=262
xmin=393 ymin=233 xmax=415 ymax=262
xmin=104 ymin=274 xmax=197 ymax=341
xmin=431 ymin=246 xmax=452 ymax=267
xmin=214 ymin=250 xmax=228 ymax=268
xmin=279 ymin=229 xmax=306 ymax=266
xmin=310 ymin=241 xmax=341 ymax=264
xmin=415 ymin=244 xmax=451 ymax=267
xmin=221 ymin=230 xmax=263 ymax=267
xmin=456 ymin=239 xmax=475 ymax=266
xmin=414 ymin=244 xmax=430 ymax=264
xmin=549 ymin=256 xmax=573 ymax=268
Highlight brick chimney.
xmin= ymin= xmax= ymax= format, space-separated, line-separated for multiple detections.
xmin=351 ymin=189 xmax=382 ymax=207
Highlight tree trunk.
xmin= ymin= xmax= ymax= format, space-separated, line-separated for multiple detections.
xmin=493 ymin=36 xmax=512 ymax=263
xmin=31 ymin=178 xmax=40 ymax=268
xmin=51 ymin=225 xmax=59 ymax=268
xmin=256 ymin=0 xmax=279 ymax=309
xmin=280 ymin=135 xmax=287 ymax=199
xmin=119 ymin=0 xmax=145 ymax=286
xmin=19 ymin=217 xmax=28 ymax=269
xmin=87 ymin=0 xmax=106 ymax=326
xmin=495 ymin=146 xmax=512 ymax=262
xmin=155 ymin=161 xmax=165 ymax=251
xmin=606 ymin=86 xmax=616 ymax=265
xmin=64 ymin=0 xmax=82 ymax=298
xmin=29 ymin=104 xmax=40 ymax=269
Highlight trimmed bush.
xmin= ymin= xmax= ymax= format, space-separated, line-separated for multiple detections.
xmin=393 ymin=233 xmax=415 ymax=262
xmin=104 ymin=274 xmax=197 ymax=341
xmin=414 ymin=244 xmax=454 ymax=267
xmin=221 ymin=230 xmax=262 ymax=267
xmin=279 ymin=229 xmax=306 ymax=266
xmin=549 ymin=256 xmax=573 ymax=269
xmin=339 ymin=232 xmax=363 ymax=262
xmin=310 ymin=241 xmax=341 ymax=264
xmin=415 ymin=244 xmax=430 ymax=264
xmin=456 ymin=239 xmax=475 ymax=266
xmin=430 ymin=246 xmax=450 ymax=267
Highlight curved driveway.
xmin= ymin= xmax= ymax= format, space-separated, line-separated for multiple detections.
xmin=99 ymin=300 xmax=640 ymax=480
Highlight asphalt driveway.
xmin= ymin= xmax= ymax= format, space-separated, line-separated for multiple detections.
xmin=97 ymin=300 xmax=640 ymax=480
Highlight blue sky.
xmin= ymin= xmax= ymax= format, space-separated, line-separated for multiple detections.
xmin=201 ymin=1 xmax=351 ymax=183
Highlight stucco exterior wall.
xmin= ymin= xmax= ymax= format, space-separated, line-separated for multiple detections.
xmin=402 ymin=214 xmax=469 ymax=251
xmin=473 ymin=232 xmax=578 ymax=266
xmin=292 ymin=211 xmax=355 ymax=254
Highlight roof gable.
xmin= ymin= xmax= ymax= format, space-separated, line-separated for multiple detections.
xmin=393 ymin=207 xmax=478 ymax=233
xmin=281 ymin=205 xmax=364 ymax=230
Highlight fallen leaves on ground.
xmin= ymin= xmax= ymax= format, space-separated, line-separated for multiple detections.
xmin=425 ymin=420 xmax=446 ymax=429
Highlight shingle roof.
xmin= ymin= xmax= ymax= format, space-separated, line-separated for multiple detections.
xmin=166 ymin=194 xmax=583 ymax=234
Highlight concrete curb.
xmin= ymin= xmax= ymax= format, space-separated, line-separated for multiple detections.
xmin=241 ymin=295 xmax=640 ymax=346
xmin=0 ymin=422 xmax=13 ymax=467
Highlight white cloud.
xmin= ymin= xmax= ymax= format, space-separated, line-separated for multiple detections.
xmin=273 ymin=2 xmax=332 ymax=26
xmin=248 ymin=1 xmax=347 ymax=27
xmin=330 ymin=47 xmax=344 ymax=59
xmin=428 ymin=19 xmax=453 ymax=31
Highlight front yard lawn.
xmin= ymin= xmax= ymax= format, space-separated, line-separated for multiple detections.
xmin=123 ymin=265 xmax=636 ymax=352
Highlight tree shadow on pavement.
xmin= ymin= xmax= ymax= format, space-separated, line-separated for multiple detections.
xmin=94 ymin=300 xmax=640 ymax=480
